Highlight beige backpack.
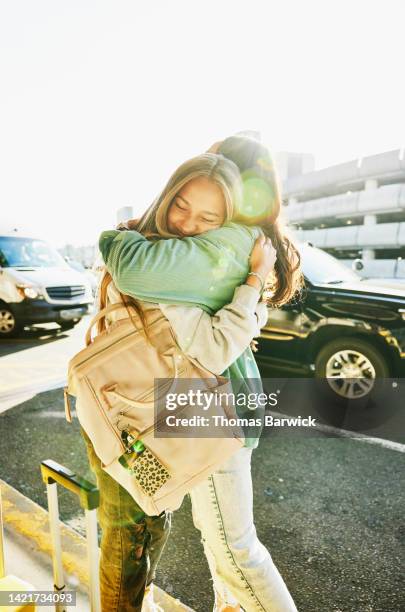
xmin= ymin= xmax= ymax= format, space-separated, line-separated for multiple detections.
xmin=64 ymin=301 xmax=244 ymax=515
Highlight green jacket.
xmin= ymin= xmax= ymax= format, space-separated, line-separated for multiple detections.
xmin=99 ymin=222 xmax=265 ymax=448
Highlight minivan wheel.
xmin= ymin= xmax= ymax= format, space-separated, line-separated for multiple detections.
xmin=0 ymin=307 xmax=22 ymax=337
xmin=313 ymin=337 xmax=392 ymax=428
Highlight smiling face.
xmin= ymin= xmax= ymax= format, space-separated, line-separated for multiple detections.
xmin=167 ymin=176 xmax=227 ymax=237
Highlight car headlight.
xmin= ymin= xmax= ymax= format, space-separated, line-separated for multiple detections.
xmin=399 ymin=309 xmax=405 ymax=321
xmin=24 ymin=287 xmax=39 ymax=299
xmin=16 ymin=285 xmax=42 ymax=299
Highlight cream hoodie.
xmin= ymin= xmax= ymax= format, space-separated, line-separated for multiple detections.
xmin=103 ymin=279 xmax=268 ymax=376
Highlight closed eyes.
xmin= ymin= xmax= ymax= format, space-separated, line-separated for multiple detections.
xmin=174 ymin=201 xmax=217 ymax=223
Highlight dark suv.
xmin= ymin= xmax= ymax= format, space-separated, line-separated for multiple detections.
xmin=257 ymin=243 xmax=405 ymax=400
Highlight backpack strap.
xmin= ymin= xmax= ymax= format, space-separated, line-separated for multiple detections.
xmin=85 ymin=302 xmax=138 ymax=346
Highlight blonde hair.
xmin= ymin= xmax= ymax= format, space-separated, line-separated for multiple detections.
xmin=98 ymin=153 xmax=243 ymax=337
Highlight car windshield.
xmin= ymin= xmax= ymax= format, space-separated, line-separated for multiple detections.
xmin=299 ymin=243 xmax=361 ymax=284
xmin=0 ymin=236 xmax=67 ymax=268
xmin=67 ymin=259 xmax=86 ymax=273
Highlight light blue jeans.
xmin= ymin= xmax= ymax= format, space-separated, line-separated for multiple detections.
xmin=190 ymin=447 xmax=298 ymax=612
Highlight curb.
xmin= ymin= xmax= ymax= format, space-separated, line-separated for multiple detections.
xmin=1 ymin=479 xmax=194 ymax=611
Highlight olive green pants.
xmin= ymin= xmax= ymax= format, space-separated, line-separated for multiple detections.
xmin=80 ymin=428 xmax=172 ymax=612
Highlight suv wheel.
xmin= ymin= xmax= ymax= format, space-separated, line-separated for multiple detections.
xmin=315 ymin=338 xmax=389 ymax=398
xmin=0 ymin=306 xmax=22 ymax=338
xmin=314 ymin=337 xmax=393 ymax=428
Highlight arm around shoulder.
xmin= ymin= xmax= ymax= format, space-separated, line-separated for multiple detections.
xmin=98 ymin=223 xmax=262 ymax=313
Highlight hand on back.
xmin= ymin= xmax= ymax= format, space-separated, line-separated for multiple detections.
xmin=116 ymin=218 xmax=140 ymax=231
xmin=249 ymin=235 xmax=277 ymax=279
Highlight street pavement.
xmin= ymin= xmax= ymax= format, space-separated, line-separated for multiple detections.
xmin=0 ymin=386 xmax=404 ymax=612
xmin=0 ymin=321 xmax=404 ymax=611
xmin=0 ymin=314 xmax=93 ymax=413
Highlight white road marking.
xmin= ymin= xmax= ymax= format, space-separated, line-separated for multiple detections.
xmin=266 ymin=410 xmax=405 ymax=453
xmin=36 ymin=410 xmax=77 ymax=419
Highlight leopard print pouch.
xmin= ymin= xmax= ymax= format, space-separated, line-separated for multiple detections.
xmin=129 ymin=447 xmax=171 ymax=496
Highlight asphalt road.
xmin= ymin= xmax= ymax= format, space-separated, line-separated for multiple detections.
xmin=0 ymin=315 xmax=93 ymax=412
xmin=1 ymin=387 xmax=404 ymax=612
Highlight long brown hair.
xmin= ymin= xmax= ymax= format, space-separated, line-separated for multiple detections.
xmin=98 ymin=141 xmax=303 ymax=338
xmin=218 ymin=136 xmax=304 ymax=306
xmin=97 ymin=153 xmax=242 ymax=336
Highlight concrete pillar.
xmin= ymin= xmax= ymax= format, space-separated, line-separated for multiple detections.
xmin=364 ymin=214 xmax=377 ymax=226
xmin=365 ymin=178 xmax=378 ymax=190
xmin=362 ymin=249 xmax=375 ymax=260
xmin=362 ymin=212 xmax=377 ymax=260
xmin=361 ymin=179 xmax=378 ymax=260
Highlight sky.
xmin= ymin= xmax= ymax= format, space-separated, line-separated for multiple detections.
xmin=0 ymin=0 xmax=404 ymax=248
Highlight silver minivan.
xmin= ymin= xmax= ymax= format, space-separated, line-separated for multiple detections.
xmin=0 ymin=231 xmax=93 ymax=337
